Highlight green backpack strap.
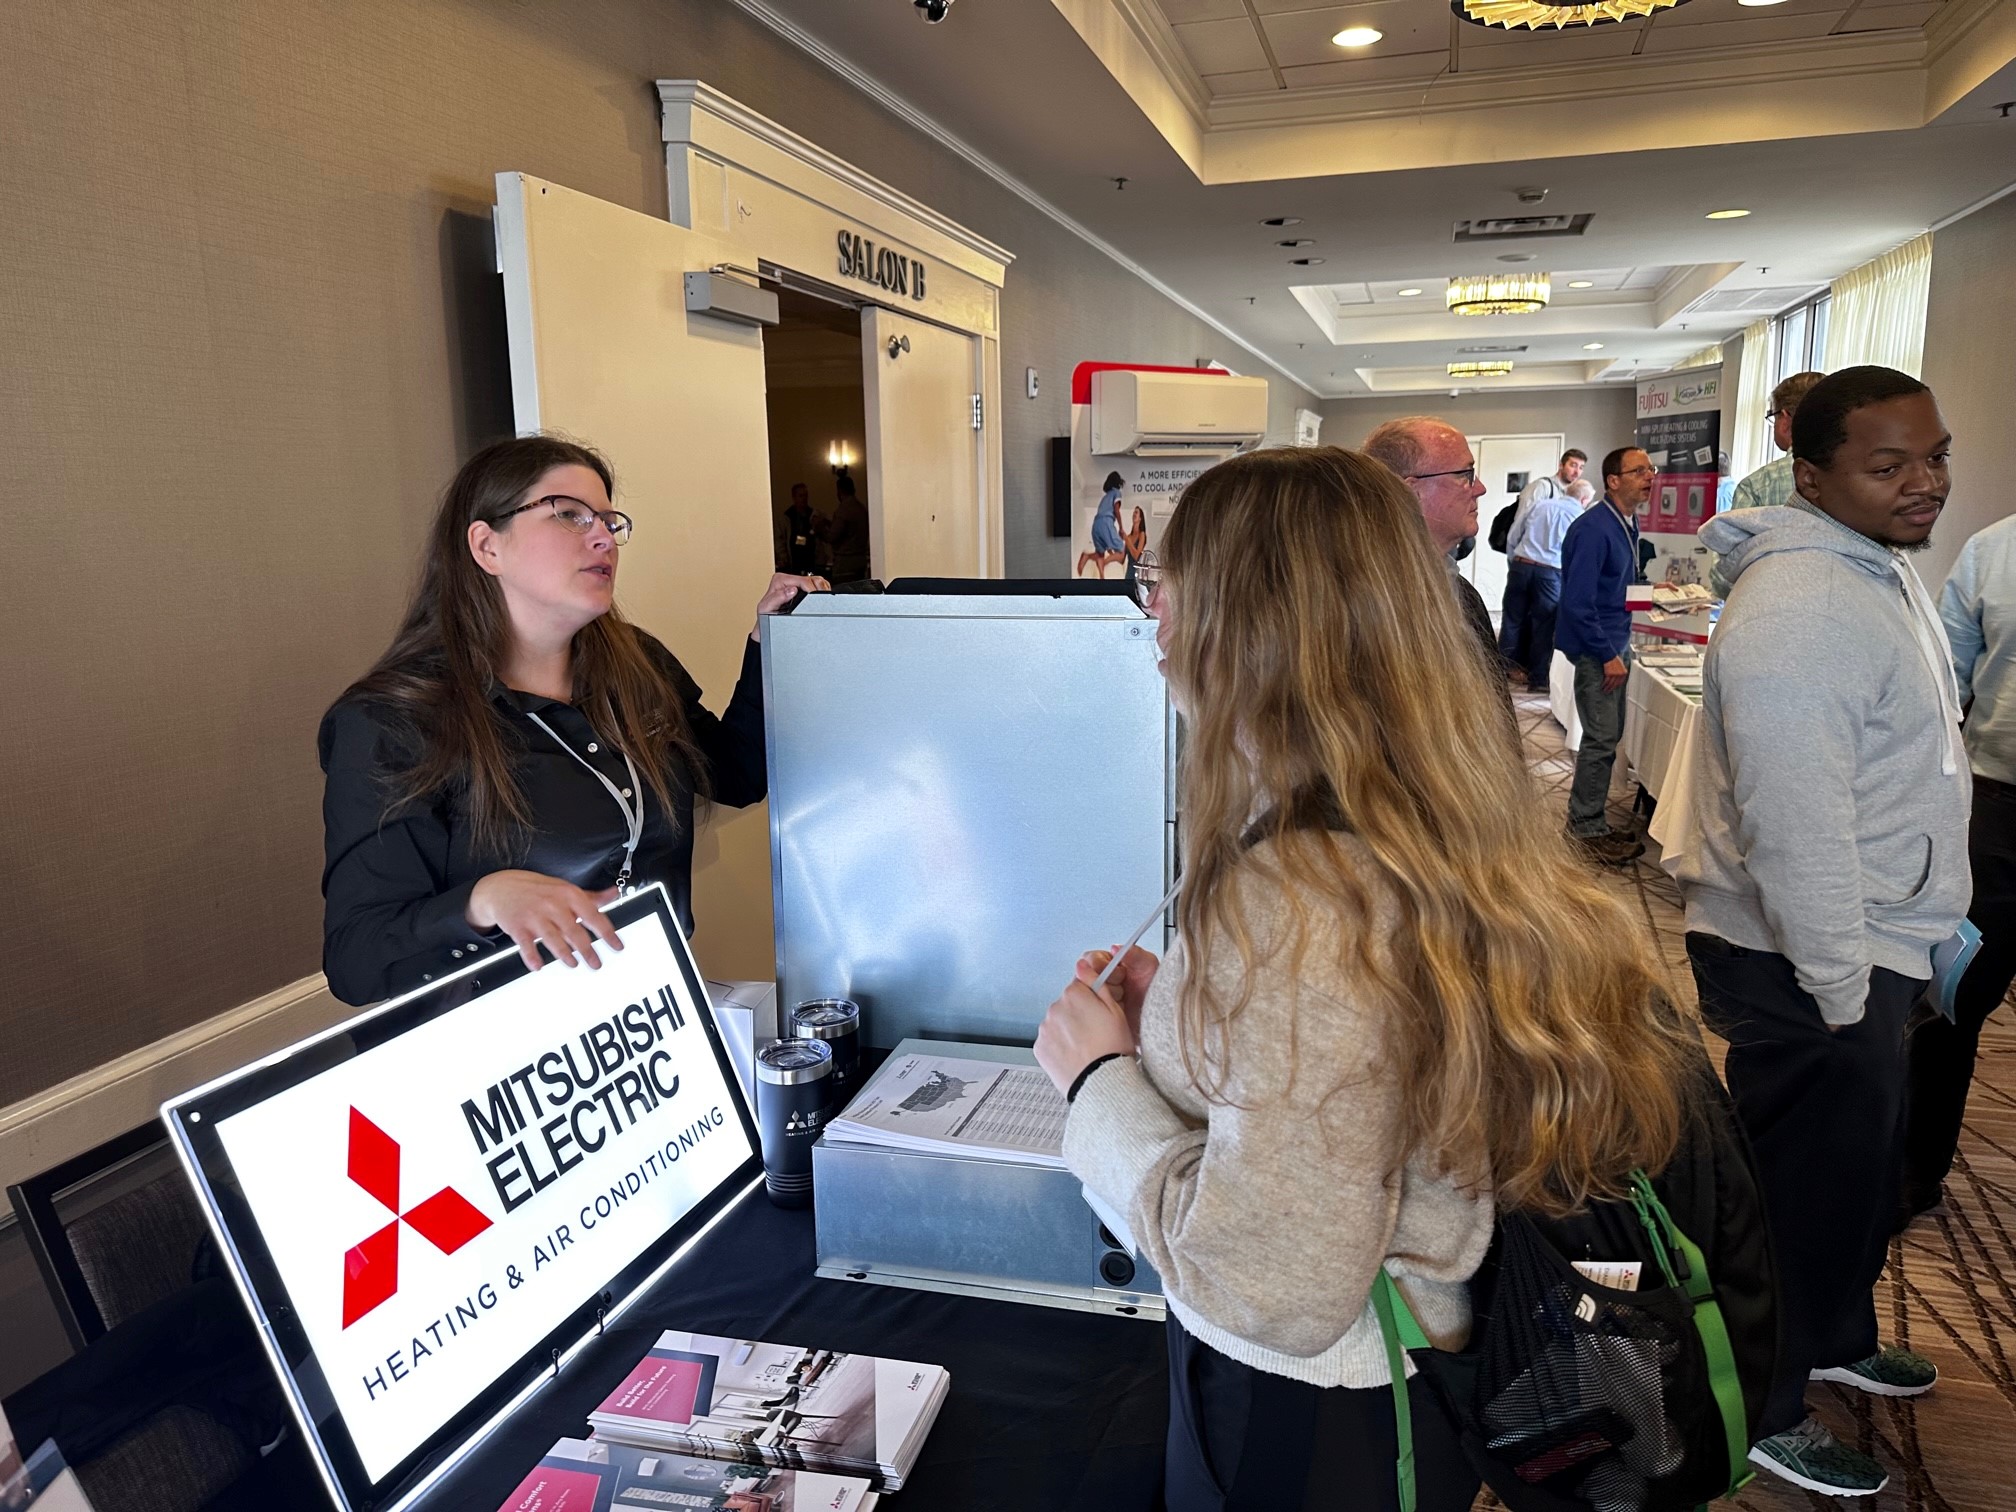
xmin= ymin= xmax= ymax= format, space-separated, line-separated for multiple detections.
xmin=1371 ymin=1267 xmax=1431 ymax=1512
xmin=1629 ymin=1172 xmax=1754 ymax=1496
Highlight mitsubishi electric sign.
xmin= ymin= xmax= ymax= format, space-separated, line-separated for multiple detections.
xmin=164 ymin=886 xmax=760 ymax=1512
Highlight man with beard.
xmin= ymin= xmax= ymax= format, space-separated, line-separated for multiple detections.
xmin=1675 ymin=366 xmax=1970 ymax=1498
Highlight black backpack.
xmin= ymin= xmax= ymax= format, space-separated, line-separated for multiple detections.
xmin=1488 ymin=501 xmax=1520 ymax=554
xmin=1373 ymin=1061 xmax=1777 ymax=1512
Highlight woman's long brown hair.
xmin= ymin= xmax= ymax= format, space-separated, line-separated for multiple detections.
xmin=1159 ymin=446 xmax=1696 ymax=1217
xmin=337 ymin=435 xmax=704 ymax=861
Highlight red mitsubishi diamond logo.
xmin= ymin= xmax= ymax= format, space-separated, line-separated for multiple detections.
xmin=341 ymin=1107 xmax=493 ymax=1328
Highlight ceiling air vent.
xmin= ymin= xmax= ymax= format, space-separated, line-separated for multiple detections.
xmin=1457 ymin=343 xmax=1528 ymax=354
xmin=1453 ymin=214 xmax=1593 ymax=242
xmin=1677 ymin=285 xmax=1824 ymax=317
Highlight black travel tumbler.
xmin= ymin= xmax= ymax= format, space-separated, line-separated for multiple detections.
xmin=789 ymin=998 xmax=861 ymax=1107
xmin=755 ymin=1038 xmax=833 ymax=1209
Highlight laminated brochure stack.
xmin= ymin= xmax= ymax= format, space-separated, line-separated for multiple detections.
xmin=586 ymin=1332 xmax=950 ymax=1493
xmin=497 ymin=1436 xmax=877 ymax=1511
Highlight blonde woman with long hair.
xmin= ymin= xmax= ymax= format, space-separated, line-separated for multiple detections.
xmin=1035 ymin=447 xmax=1702 ymax=1511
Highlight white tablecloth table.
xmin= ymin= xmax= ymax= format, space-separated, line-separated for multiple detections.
xmin=1623 ymin=662 xmax=1706 ymax=872
xmin=1548 ymin=650 xmax=1582 ymax=750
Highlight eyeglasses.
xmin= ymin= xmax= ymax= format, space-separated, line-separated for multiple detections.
xmin=495 ymin=495 xmax=633 ymax=544
xmin=1619 ymin=464 xmax=1660 ymax=479
xmin=1130 ymin=549 xmax=1163 ymax=609
xmin=1406 ymin=466 xmax=1477 ymax=486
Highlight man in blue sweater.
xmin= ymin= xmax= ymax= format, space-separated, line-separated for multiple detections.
xmin=1556 ymin=446 xmax=1651 ymax=864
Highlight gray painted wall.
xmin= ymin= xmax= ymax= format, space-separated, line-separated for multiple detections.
xmin=0 ymin=0 xmax=1315 ymax=1114
xmin=1921 ymin=191 xmax=2016 ymax=592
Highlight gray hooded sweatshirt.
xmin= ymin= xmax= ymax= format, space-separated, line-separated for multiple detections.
xmin=1676 ymin=502 xmax=1971 ymax=1025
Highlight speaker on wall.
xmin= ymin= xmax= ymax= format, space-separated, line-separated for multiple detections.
xmin=1048 ymin=434 xmax=1072 ymax=538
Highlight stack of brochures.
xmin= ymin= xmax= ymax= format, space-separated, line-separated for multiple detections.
xmin=822 ymin=1050 xmax=1069 ymax=1168
xmin=496 ymin=1434 xmax=877 ymax=1511
xmin=587 ymin=1332 xmax=949 ymax=1493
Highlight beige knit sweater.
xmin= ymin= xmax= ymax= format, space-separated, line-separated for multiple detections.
xmin=1063 ymin=836 xmax=1495 ymax=1388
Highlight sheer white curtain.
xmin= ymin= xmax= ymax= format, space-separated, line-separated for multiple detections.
xmin=1731 ymin=318 xmax=1773 ymax=478
xmin=1824 ymin=232 xmax=1932 ymax=376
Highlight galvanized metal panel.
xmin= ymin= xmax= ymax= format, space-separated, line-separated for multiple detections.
xmin=762 ymin=595 xmax=1174 ymax=1048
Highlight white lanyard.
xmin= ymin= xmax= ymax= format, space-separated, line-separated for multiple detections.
xmin=524 ymin=712 xmax=644 ymax=893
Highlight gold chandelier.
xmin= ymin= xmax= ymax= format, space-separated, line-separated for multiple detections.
xmin=1451 ymin=0 xmax=1694 ymax=29
xmin=1446 ymin=272 xmax=1551 ymax=315
xmin=1448 ymin=361 xmax=1514 ymax=378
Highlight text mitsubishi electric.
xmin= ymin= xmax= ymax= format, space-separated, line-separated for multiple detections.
xmin=167 ymin=885 xmax=759 ymax=1509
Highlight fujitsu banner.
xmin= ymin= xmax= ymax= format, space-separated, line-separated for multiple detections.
xmin=164 ymin=885 xmax=760 ymax=1512
xmin=1634 ymin=366 xmax=1724 ymax=588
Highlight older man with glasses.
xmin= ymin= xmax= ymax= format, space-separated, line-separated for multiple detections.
xmin=1556 ymin=446 xmax=1655 ymax=864
xmin=1361 ymin=418 xmax=1503 ymax=682
xmin=1733 ymin=371 xmax=1827 ymax=512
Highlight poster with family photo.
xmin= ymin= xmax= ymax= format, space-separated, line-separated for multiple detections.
xmin=1068 ymin=363 xmax=1233 ymax=587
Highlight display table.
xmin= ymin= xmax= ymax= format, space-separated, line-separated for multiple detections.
xmin=1622 ymin=660 xmax=1706 ymax=872
xmin=1549 ymin=650 xmax=1582 ymax=750
xmin=418 ymin=1186 xmax=1167 ymax=1510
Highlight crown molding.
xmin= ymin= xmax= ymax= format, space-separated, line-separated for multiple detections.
xmin=658 ymin=79 xmax=1014 ymax=275
xmin=1102 ymin=0 xmax=1213 ymax=121
xmin=1924 ymin=0 xmax=2007 ymax=65
xmin=1203 ymin=30 xmax=1926 ymax=131
xmin=715 ymin=0 xmax=1314 ymax=396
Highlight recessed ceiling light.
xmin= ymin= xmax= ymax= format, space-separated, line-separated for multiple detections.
xmin=1706 ymin=208 xmax=1751 ymax=220
xmin=1568 ymin=279 xmax=1595 ymax=289
xmin=1497 ymin=252 xmax=1538 ymax=263
xmin=1277 ymin=238 xmax=1315 ymax=247
xmin=1737 ymin=0 xmax=1790 ymax=7
xmin=1260 ymin=216 xmax=1303 ymax=227
xmin=1397 ymin=287 xmax=1424 ymax=297
xmin=1583 ymin=342 xmax=1605 ymax=350
xmin=1290 ymin=257 xmax=1326 ymax=265
xmin=1332 ymin=26 xmax=1382 ymax=46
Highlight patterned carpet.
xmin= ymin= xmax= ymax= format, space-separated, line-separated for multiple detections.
xmin=1499 ymin=685 xmax=2016 ymax=1511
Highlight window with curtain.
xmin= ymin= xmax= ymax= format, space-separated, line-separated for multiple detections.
xmin=1823 ymin=232 xmax=1932 ymax=375
xmin=1731 ymin=317 xmax=1773 ymax=479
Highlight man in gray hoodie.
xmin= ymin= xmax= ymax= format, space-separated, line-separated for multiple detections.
xmin=1677 ymin=366 xmax=1970 ymax=1498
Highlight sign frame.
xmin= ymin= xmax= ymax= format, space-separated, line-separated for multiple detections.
xmin=161 ymin=884 xmax=762 ymax=1512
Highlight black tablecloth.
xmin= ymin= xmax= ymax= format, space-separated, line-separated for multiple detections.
xmin=415 ymin=1186 xmax=1170 ymax=1510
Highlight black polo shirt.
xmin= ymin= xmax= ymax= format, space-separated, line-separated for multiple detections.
xmin=318 ymin=635 xmax=765 ymax=1005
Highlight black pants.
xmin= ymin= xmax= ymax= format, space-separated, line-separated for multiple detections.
xmin=1686 ymin=932 xmax=1922 ymax=1435
xmin=1903 ymin=774 xmax=2016 ymax=1207
xmin=1163 ymin=1314 xmax=1479 ymax=1512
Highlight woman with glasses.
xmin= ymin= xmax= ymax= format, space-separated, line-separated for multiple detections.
xmin=318 ymin=435 xmax=824 ymax=1005
xmin=1035 ymin=447 xmax=1699 ymax=1510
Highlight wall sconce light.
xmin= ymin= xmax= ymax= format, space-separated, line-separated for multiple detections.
xmin=827 ymin=442 xmax=855 ymax=474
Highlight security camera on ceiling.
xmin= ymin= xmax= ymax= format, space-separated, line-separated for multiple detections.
xmin=914 ymin=0 xmax=954 ymax=20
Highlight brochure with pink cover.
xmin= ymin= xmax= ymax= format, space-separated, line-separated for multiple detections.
xmin=497 ymin=1436 xmax=877 ymax=1512
xmin=594 ymin=1346 xmax=719 ymax=1428
xmin=588 ymin=1333 xmax=948 ymax=1492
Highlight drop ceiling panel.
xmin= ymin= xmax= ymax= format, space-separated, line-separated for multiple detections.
xmin=1278 ymin=50 xmax=1455 ymax=89
xmin=1843 ymin=2 xmax=1944 ymax=30
xmin=1642 ymin=12 xmax=1846 ymax=52
xmin=1457 ymin=24 xmax=1649 ymax=65
xmin=1203 ymin=67 xmax=1286 ymax=94
xmin=1172 ymin=17 xmax=1274 ymax=74
xmin=1261 ymin=3 xmax=1448 ymax=68
xmin=1645 ymin=0 xmax=1851 ymax=25
xmin=1157 ymin=0 xmax=1249 ymax=21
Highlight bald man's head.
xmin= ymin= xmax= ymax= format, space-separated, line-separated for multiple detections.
xmin=1361 ymin=417 xmax=1484 ymax=555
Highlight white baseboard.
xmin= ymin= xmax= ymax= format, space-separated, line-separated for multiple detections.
xmin=0 ymin=974 xmax=349 ymax=1190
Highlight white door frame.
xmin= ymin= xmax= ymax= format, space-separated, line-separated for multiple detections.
xmin=658 ymin=81 xmax=1011 ymax=577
